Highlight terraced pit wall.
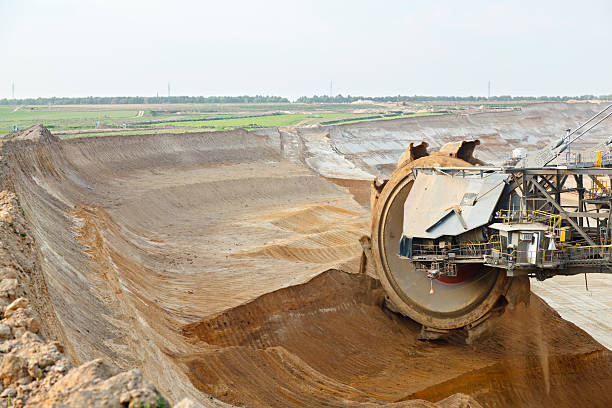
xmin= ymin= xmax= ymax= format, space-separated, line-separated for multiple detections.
xmin=0 ymin=102 xmax=610 ymax=407
xmin=265 ymin=102 xmax=612 ymax=180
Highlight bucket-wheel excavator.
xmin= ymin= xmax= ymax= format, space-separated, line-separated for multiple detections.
xmin=362 ymin=105 xmax=612 ymax=341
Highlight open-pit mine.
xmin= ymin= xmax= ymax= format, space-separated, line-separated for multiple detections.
xmin=0 ymin=102 xmax=611 ymax=407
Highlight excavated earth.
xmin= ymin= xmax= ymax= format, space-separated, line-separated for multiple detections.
xmin=0 ymin=102 xmax=611 ymax=407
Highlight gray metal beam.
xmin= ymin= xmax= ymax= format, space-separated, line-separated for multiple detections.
xmin=414 ymin=166 xmax=612 ymax=177
xmin=515 ymin=168 xmax=612 ymax=176
xmin=526 ymin=176 xmax=596 ymax=245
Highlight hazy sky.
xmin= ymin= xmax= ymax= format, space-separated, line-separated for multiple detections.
xmin=1 ymin=0 xmax=611 ymax=99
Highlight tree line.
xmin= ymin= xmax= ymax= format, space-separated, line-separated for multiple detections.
xmin=295 ymin=94 xmax=612 ymax=103
xmin=0 ymin=95 xmax=289 ymax=105
xmin=1 ymin=94 xmax=610 ymax=105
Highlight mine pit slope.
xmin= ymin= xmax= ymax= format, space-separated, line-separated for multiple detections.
xmin=279 ymin=101 xmax=612 ymax=180
xmin=0 ymin=102 xmax=610 ymax=407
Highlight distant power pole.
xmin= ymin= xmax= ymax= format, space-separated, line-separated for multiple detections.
xmin=487 ymin=81 xmax=491 ymax=99
xmin=11 ymin=82 xmax=14 ymax=99
xmin=167 ymin=82 xmax=171 ymax=98
xmin=329 ymin=80 xmax=333 ymax=97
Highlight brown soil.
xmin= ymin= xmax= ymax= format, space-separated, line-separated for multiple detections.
xmin=325 ymin=177 xmax=372 ymax=208
xmin=181 ymin=270 xmax=611 ymax=407
xmin=1 ymin=124 xmax=611 ymax=407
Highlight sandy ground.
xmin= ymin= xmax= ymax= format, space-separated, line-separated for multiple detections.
xmin=2 ymin=102 xmax=612 ymax=407
xmin=3 ymin=129 xmax=370 ymax=404
xmin=531 ymin=275 xmax=612 ymax=350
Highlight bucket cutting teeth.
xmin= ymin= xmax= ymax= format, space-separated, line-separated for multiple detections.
xmin=366 ymin=140 xmax=528 ymax=334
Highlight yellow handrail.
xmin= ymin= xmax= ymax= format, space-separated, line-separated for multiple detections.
xmin=496 ymin=209 xmax=561 ymax=236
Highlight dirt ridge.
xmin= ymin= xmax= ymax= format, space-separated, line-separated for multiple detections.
xmin=0 ymin=125 xmax=610 ymax=407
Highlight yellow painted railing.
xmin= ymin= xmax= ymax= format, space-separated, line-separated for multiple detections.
xmin=588 ymin=175 xmax=610 ymax=199
xmin=411 ymin=236 xmax=501 ymax=258
xmin=496 ymin=209 xmax=561 ymax=236
xmin=559 ymin=148 xmax=612 ymax=167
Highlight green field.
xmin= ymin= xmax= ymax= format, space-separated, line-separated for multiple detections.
xmin=329 ymin=112 xmax=442 ymax=126
xmin=0 ymin=101 xmax=527 ymax=139
xmin=151 ymin=112 xmax=361 ymax=130
xmin=0 ymin=106 xmax=139 ymax=133
xmin=0 ymin=104 xmax=385 ymax=137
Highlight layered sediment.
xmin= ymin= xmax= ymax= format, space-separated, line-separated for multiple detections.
xmin=0 ymin=107 xmax=610 ymax=407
